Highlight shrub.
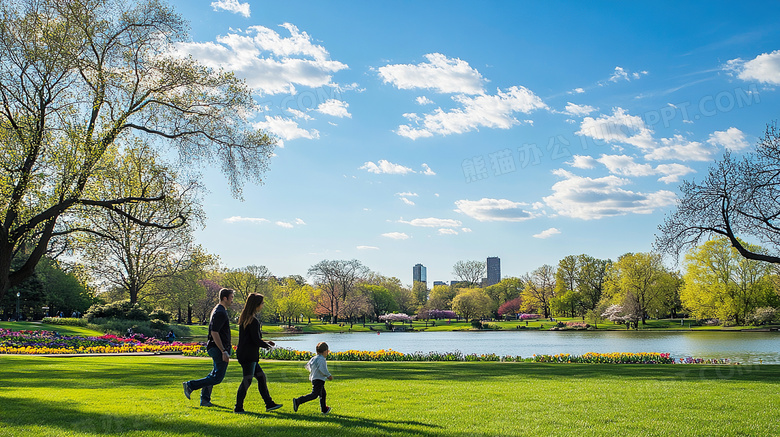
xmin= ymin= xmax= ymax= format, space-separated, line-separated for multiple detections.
xmin=148 ymin=309 xmax=172 ymax=323
xmin=470 ymin=319 xmax=482 ymax=329
xmin=150 ymin=319 xmax=168 ymax=330
xmin=85 ymin=300 xmax=152 ymax=322
xmin=41 ymin=317 xmax=87 ymax=327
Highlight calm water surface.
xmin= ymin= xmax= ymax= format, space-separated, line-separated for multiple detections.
xmin=268 ymin=330 xmax=780 ymax=364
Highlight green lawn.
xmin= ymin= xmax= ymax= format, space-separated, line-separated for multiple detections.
xmin=0 ymin=321 xmax=105 ymax=337
xmin=0 ymin=355 xmax=777 ymax=436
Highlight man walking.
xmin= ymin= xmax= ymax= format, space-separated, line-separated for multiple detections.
xmin=183 ymin=288 xmax=234 ymax=407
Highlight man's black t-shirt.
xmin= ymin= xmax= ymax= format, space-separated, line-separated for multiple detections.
xmin=206 ymin=304 xmax=231 ymax=352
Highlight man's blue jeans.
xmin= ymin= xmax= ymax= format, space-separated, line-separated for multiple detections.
xmin=187 ymin=347 xmax=229 ymax=403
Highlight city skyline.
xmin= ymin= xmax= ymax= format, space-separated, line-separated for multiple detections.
xmin=165 ymin=0 xmax=780 ymax=284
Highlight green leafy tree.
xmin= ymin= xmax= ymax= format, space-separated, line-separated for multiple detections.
xmin=361 ymin=284 xmax=398 ymax=320
xmin=604 ymin=253 xmax=670 ymax=325
xmin=425 ymin=283 xmax=458 ymax=311
xmin=483 ymin=277 xmax=523 ymax=318
xmin=411 ymin=280 xmax=428 ymax=311
xmin=0 ymin=0 xmax=275 ymax=302
xmin=682 ymin=238 xmax=775 ymax=324
xmin=221 ymin=265 xmax=274 ymax=309
xmin=451 ymin=288 xmax=491 ymax=321
xmin=521 ymin=264 xmax=556 ymax=318
xmin=274 ymin=278 xmax=316 ymax=324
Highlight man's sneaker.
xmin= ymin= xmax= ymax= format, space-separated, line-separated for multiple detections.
xmin=234 ymin=407 xmax=245 ymax=413
xmin=266 ymin=403 xmax=283 ymax=412
xmin=322 ymin=406 xmax=331 ymax=414
xmin=292 ymin=398 xmax=299 ymax=412
xmin=182 ymin=382 xmax=192 ymax=400
xmin=200 ymin=401 xmax=214 ymax=407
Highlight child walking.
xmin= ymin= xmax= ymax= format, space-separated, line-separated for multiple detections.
xmin=292 ymin=342 xmax=332 ymax=414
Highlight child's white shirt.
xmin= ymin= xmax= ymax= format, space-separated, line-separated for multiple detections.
xmin=305 ymin=354 xmax=331 ymax=381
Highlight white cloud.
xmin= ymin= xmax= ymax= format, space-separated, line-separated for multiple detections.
xmin=416 ymin=96 xmax=434 ymax=105
xmin=607 ymin=66 xmax=648 ymax=83
xmin=594 ymin=154 xmax=695 ymax=184
xmin=316 ymin=99 xmax=351 ymax=118
xmin=725 ymin=50 xmax=780 ymax=85
xmin=254 ymin=115 xmax=319 ymax=146
xmin=533 ymin=228 xmax=561 ymax=239
xmin=707 ymin=127 xmax=750 ymax=151
xmin=360 ymin=160 xmax=415 ymax=175
xmin=577 ymin=107 xmax=655 ymax=151
xmin=644 ymin=135 xmax=715 ymax=161
xmin=421 ymin=163 xmax=436 ymax=175
xmin=357 ymin=245 xmax=379 ymax=250
xmin=400 ymin=217 xmax=462 ymax=228
xmin=287 ymin=108 xmax=313 ymax=120
xmin=172 ymin=23 xmax=347 ymax=95
xmin=294 ymin=218 xmax=306 ymax=225
xmin=397 ymin=86 xmax=546 ymax=139
xmin=396 ymin=192 xmax=418 ymax=197
xmin=569 ymin=88 xmax=585 ymax=94
xmin=377 ymin=53 xmax=486 ymax=94
xmin=597 ymin=155 xmax=655 ymax=177
xmin=211 ymin=0 xmax=250 ymax=17
xmin=224 ymin=216 xmax=269 ymax=224
xmin=543 ymin=169 xmax=677 ymax=220
xmin=564 ymin=102 xmax=596 ymax=117
xmin=400 ymin=197 xmax=415 ymax=206
xmin=438 ymin=228 xmax=459 ymax=235
xmin=569 ymin=155 xmax=598 ymax=169
xmin=461 ymin=227 xmax=472 ymax=233
xmin=276 ymin=221 xmax=294 ymax=228
xmin=454 ymin=198 xmax=537 ymax=222
xmin=655 ymin=163 xmax=696 ymax=184
xmin=381 ymin=232 xmax=409 ymax=240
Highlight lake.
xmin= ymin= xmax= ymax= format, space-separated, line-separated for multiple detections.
xmin=268 ymin=330 xmax=780 ymax=364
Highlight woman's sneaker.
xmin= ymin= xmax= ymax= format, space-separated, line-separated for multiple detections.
xmin=322 ymin=406 xmax=331 ymax=414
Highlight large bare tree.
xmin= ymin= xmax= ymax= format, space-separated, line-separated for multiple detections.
xmin=308 ymin=259 xmax=368 ymax=323
xmin=452 ymin=260 xmax=486 ymax=287
xmin=0 ymin=0 xmax=275 ymax=301
xmin=656 ymin=123 xmax=780 ymax=264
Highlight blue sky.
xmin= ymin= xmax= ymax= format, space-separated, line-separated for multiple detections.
xmin=167 ymin=0 xmax=780 ymax=286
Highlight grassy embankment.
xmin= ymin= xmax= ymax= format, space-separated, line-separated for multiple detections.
xmin=0 ymin=354 xmax=777 ymax=436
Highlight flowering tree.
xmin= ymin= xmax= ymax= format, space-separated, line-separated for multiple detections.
xmin=418 ymin=309 xmax=457 ymax=320
xmin=379 ymin=313 xmax=412 ymax=323
xmin=498 ymin=297 xmax=523 ymax=317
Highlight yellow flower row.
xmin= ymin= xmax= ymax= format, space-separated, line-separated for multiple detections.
xmin=0 ymin=344 xmax=203 ymax=355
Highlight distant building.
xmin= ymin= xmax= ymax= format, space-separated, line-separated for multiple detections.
xmin=487 ymin=256 xmax=501 ymax=286
xmin=413 ymin=263 xmax=427 ymax=285
xmin=450 ymin=280 xmax=467 ymax=288
xmin=433 ymin=281 xmax=448 ymax=287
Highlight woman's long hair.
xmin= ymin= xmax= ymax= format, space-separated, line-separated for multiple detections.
xmin=238 ymin=293 xmax=264 ymax=329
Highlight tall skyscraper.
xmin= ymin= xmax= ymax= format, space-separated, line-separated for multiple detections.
xmin=486 ymin=257 xmax=500 ymax=286
xmin=413 ymin=263 xmax=427 ymax=285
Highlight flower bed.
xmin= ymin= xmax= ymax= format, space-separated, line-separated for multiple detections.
xmin=0 ymin=329 xmax=202 ymax=355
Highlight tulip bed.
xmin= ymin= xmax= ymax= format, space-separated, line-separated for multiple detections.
xmin=0 ymin=329 xmax=202 ymax=355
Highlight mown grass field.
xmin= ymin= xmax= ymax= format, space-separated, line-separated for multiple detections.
xmin=0 ymin=355 xmax=777 ymax=436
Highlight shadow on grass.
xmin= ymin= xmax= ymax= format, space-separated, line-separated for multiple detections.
xmin=325 ymin=361 xmax=780 ymax=383
xmin=0 ymin=396 xmax=441 ymax=437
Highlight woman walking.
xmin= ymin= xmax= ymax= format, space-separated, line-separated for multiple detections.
xmin=234 ymin=293 xmax=283 ymax=413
